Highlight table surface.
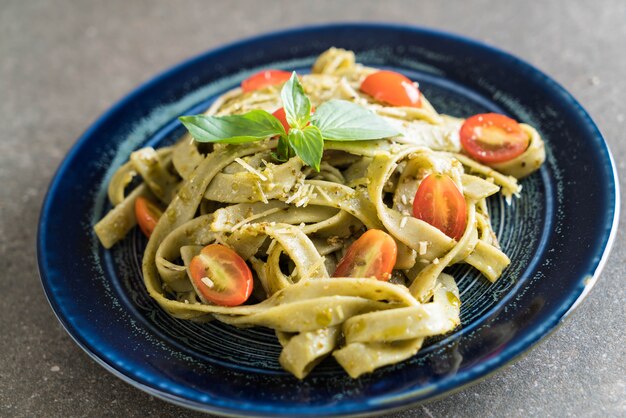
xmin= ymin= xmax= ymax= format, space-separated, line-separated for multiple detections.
xmin=2 ymin=1 xmax=624 ymax=417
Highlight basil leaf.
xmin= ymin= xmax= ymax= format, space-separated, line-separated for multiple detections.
xmin=179 ymin=110 xmax=285 ymax=143
xmin=311 ymin=99 xmax=399 ymax=141
xmin=273 ymin=136 xmax=291 ymax=162
xmin=281 ymin=72 xmax=311 ymax=129
xmin=289 ymin=126 xmax=324 ymax=171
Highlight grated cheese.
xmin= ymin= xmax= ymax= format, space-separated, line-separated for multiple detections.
xmin=288 ymin=266 xmax=299 ymax=280
xmin=292 ymin=184 xmax=312 ymax=207
xmin=201 ymin=277 xmax=215 ymax=288
xmin=400 ymin=216 xmax=408 ymax=228
xmin=336 ymin=305 xmax=345 ymax=320
xmin=418 ymin=241 xmax=428 ymax=255
xmin=285 ymin=182 xmax=306 ymax=204
xmin=266 ymin=238 xmax=278 ymax=256
xmin=379 ymin=107 xmax=406 ymax=117
xmin=231 ymin=207 xmax=283 ymax=231
xmin=234 ymin=157 xmax=268 ymax=181
xmin=316 ymin=185 xmax=333 ymax=202
xmin=255 ymin=181 xmax=269 ymax=203
xmin=340 ymin=77 xmax=366 ymax=105
xmin=213 ymin=234 xmax=226 ymax=246
xmin=433 ymin=258 xmax=440 ymax=265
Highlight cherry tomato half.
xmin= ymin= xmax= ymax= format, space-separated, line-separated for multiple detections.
xmin=413 ymin=173 xmax=467 ymax=241
xmin=134 ymin=196 xmax=162 ymax=238
xmin=241 ymin=70 xmax=291 ymax=92
xmin=360 ymin=70 xmax=421 ymax=107
xmin=272 ymin=107 xmax=292 ymax=133
xmin=333 ymin=229 xmax=397 ymax=281
xmin=460 ymin=113 xmax=530 ymax=164
xmin=272 ymin=106 xmax=315 ymax=134
xmin=189 ymin=244 xmax=253 ymax=307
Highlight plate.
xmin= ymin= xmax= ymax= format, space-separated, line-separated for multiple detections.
xmin=37 ymin=24 xmax=619 ymax=416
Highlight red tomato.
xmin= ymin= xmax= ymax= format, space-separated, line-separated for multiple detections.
xmin=272 ymin=106 xmax=315 ymax=134
xmin=189 ymin=244 xmax=254 ymax=307
xmin=332 ymin=229 xmax=397 ymax=281
xmin=272 ymin=107 xmax=291 ymax=133
xmin=413 ymin=174 xmax=467 ymax=241
xmin=241 ymin=70 xmax=291 ymax=92
xmin=360 ymin=70 xmax=421 ymax=107
xmin=134 ymin=197 xmax=162 ymax=238
xmin=460 ymin=113 xmax=530 ymax=163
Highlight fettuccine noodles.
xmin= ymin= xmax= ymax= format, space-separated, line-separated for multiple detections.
xmin=94 ymin=48 xmax=545 ymax=378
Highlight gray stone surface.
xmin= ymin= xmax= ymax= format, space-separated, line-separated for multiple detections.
xmin=1 ymin=0 xmax=624 ymax=416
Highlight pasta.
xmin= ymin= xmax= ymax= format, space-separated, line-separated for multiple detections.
xmin=94 ymin=48 xmax=545 ymax=378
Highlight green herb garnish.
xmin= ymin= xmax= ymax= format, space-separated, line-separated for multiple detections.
xmin=179 ymin=110 xmax=286 ymax=144
xmin=179 ymin=72 xmax=399 ymax=171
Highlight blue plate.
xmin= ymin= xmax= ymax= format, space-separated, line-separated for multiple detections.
xmin=37 ymin=24 xmax=619 ymax=416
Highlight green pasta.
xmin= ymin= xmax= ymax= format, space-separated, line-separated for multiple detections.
xmin=94 ymin=47 xmax=545 ymax=378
